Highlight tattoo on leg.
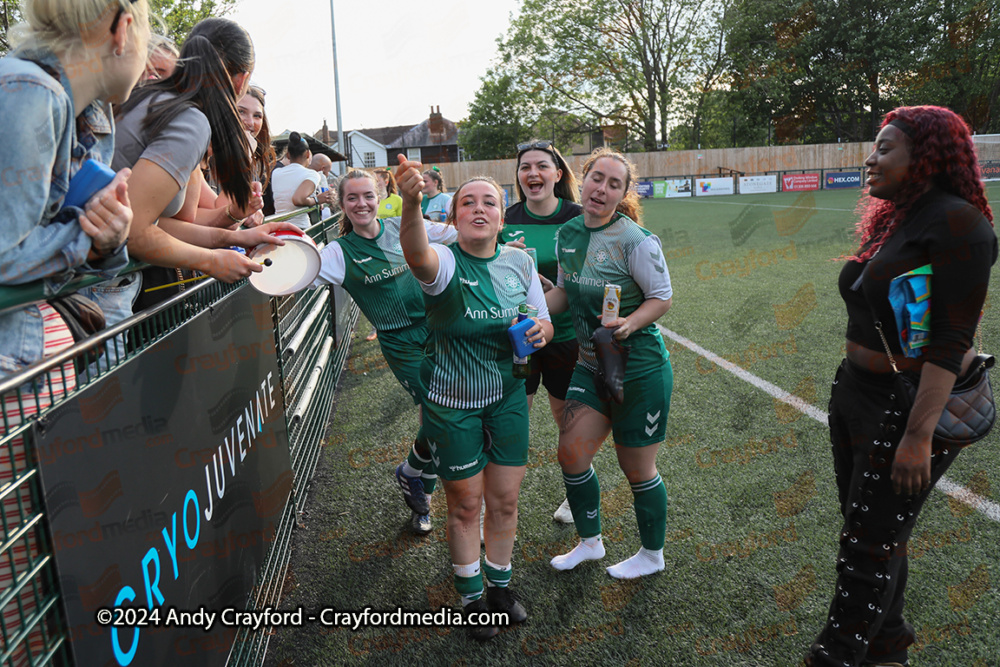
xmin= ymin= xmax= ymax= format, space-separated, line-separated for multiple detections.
xmin=560 ymin=400 xmax=587 ymax=435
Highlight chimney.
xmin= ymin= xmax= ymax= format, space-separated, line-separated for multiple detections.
xmin=429 ymin=106 xmax=444 ymax=140
xmin=321 ymin=119 xmax=330 ymax=144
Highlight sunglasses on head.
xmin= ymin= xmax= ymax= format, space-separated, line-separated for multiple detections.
xmin=110 ymin=0 xmax=140 ymax=35
xmin=517 ymin=140 xmax=554 ymax=153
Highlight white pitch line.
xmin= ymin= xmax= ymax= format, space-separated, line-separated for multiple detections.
xmin=659 ymin=324 xmax=1000 ymax=524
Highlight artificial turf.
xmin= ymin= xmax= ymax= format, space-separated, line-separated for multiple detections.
xmin=264 ymin=184 xmax=1000 ymax=666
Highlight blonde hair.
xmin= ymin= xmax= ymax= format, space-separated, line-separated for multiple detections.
xmin=19 ymin=0 xmax=151 ymax=54
xmin=581 ymin=147 xmax=643 ymax=225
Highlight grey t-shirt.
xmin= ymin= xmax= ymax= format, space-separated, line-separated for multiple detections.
xmin=113 ymin=93 xmax=211 ymax=219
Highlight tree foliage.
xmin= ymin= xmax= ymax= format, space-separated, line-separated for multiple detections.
xmin=458 ymin=73 xmax=534 ymax=161
xmin=150 ymin=0 xmax=238 ymax=42
xmin=726 ymin=0 xmax=1000 ymax=143
xmin=496 ymin=0 xmax=720 ymax=151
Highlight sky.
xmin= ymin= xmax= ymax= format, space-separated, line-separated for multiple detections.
xmin=229 ymin=0 xmax=521 ymax=141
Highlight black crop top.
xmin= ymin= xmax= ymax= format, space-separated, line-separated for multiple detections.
xmin=838 ymin=188 xmax=998 ymax=375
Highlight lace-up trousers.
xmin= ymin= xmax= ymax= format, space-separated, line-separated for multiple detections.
xmin=809 ymin=359 xmax=961 ymax=667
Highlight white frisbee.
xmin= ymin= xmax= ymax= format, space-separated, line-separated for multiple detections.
xmin=248 ymin=230 xmax=321 ymax=296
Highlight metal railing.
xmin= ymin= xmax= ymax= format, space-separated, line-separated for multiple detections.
xmin=0 ymin=207 xmax=356 ymax=667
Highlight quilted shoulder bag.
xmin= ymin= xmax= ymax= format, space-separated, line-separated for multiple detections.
xmin=875 ymin=321 xmax=996 ymax=447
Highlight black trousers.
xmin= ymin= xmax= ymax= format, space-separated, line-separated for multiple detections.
xmin=809 ymin=359 xmax=961 ymax=666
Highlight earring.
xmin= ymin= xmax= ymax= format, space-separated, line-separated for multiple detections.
xmin=114 ymin=49 xmax=124 ymax=57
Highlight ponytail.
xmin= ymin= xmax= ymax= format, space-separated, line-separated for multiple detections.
xmin=117 ymin=18 xmax=254 ymax=210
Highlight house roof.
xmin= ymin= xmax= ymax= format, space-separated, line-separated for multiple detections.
xmin=387 ymin=117 xmax=458 ymax=149
xmin=312 ymin=124 xmax=412 ymax=149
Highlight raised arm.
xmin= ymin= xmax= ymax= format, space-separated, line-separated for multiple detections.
xmin=394 ymin=154 xmax=439 ymax=283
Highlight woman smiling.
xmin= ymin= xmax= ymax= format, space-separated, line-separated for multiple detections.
xmin=396 ymin=155 xmax=552 ymax=639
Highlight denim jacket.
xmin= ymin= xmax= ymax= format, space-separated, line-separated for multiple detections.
xmin=0 ymin=47 xmax=129 ymax=380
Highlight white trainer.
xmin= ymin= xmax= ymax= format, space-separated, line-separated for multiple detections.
xmin=553 ymin=498 xmax=575 ymax=524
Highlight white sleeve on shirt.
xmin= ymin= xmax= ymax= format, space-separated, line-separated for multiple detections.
xmin=312 ymin=239 xmax=346 ymax=287
xmin=425 ymin=220 xmax=458 ymax=245
xmin=527 ymin=270 xmax=551 ymax=322
xmin=628 ymin=235 xmax=673 ymax=301
xmin=419 ymin=243 xmax=455 ymax=296
xmin=554 ymin=235 xmax=567 ymax=288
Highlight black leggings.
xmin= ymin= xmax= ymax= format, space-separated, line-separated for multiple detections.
xmin=809 ymin=359 xmax=961 ymax=666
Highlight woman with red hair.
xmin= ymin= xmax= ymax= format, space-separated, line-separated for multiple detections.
xmin=807 ymin=106 xmax=997 ymax=666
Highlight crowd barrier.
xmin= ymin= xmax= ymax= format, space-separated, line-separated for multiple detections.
xmin=0 ymin=209 xmax=356 ymax=667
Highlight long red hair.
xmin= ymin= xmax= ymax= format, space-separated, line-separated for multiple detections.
xmin=853 ymin=105 xmax=993 ymax=261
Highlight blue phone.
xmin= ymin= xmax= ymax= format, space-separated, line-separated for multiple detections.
xmin=64 ymin=159 xmax=116 ymax=209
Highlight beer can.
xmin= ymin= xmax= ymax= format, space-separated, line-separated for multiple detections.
xmin=602 ymin=284 xmax=621 ymax=326
xmin=525 ymin=247 xmax=538 ymax=269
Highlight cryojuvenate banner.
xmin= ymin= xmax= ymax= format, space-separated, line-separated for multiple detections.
xmin=695 ymin=177 xmax=735 ymax=196
xmin=635 ymin=181 xmax=654 ymax=198
xmin=35 ymin=286 xmax=291 ymax=667
xmin=738 ymin=175 xmax=778 ymax=194
xmin=653 ymin=179 xmax=691 ymax=198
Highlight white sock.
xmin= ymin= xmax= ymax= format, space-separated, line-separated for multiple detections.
xmin=606 ymin=547 xmax=664 ymax=579
xmin=550 ymin=536 xmax=605 ymax=571
xmin=401 ymin=461 xmax=422 ymax=478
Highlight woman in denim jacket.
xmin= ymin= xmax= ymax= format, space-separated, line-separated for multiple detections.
xmin=0 ymin=1 xmax=150 ymax=662
xmin=0 ymin=0 xmax=151 ymax=380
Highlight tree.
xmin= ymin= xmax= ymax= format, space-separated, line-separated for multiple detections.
xmin=0 ymin=0 xmax=22 ymax=55
xmin=458 ymin=73 xmax=535 ymax=161
xmin=150 ymin=0 xmax=238 ymax=42
xmin=498 ymin=0 xmax=719 ymax=151
xmin=726 ymin=0 xmax=940 ymax=143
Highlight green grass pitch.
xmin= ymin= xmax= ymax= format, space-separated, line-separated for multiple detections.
xmin=264 ymin=183 xmax=1000 ymax=666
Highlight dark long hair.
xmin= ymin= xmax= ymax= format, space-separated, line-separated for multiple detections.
xmin=287 ymin=131 xmax=310 ymax=161
xmin=515 ymin=142 xmax=579 ymax=203
xmin=854 ymin=106 xmax=994 ymax=261
xmin=117 ymin=17 xmax=255 ymax=209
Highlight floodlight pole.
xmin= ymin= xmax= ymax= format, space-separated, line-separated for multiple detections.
xmin=329 ymin=0 xmax=345 ymax=169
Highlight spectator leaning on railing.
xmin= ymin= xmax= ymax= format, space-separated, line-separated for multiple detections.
xmin=0 ymin=0 xmax=151 ymax=662
xmin=107 ymin=17 xmax=296 ymax=317
xmin=0 ymin=0 xmax=150 ymax=377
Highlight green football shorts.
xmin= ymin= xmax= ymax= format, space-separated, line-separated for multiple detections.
xmin=421 ymin=389 xmax=530 ymax=481
xmin=563 ymin=359 xmax=673 ymax=447
xmin=376 ymin=324 xmax=428 ymax=405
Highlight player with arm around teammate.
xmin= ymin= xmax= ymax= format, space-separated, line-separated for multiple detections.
xmin=396 ymin=155 xmax=553 ymax=639
xmin=504 ymin=140 xmax=584 ymax=524
xmin=544 ymin=147 xmax=675 ymax=580
xmin=312 ymin=169 xmax=457 ymax=534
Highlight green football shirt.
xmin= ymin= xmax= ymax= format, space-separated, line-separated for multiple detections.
xmin=556 ymin=212 xmax=673 ymax=375
xmin=503 ymin=198 xmax=583 ymax=344
xmin=420 ymin=243 xmax=551 ymax=409
xmin=313 ymin=217 xmax=456 ymax=331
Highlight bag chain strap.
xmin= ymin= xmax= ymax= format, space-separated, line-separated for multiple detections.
xmin=874 ymin=321 xmax=900 ymax=374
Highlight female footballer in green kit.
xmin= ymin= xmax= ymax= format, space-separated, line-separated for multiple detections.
xmin=396 ymin=155 xmax=553 ymax=639
xmin=545 ymin=148 xmax=674 ymax=579
xmin=504 ymin=141 xmax=584 ymax=524
xmin=312 ymin=169 xmax=457 ymax=533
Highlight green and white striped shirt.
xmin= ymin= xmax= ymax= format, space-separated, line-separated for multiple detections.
xmin=313 ymin=217 xmax=456 ymax=332
xmin=420 ymin=243 xmax=550 ymax=409
xmin=556 ymin=213 xmax=672 ymax=374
